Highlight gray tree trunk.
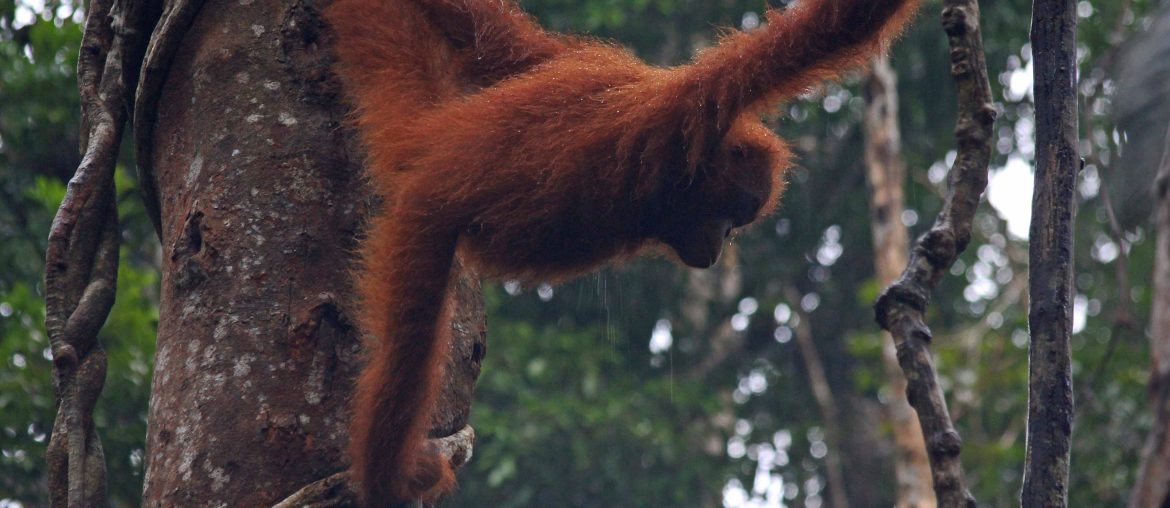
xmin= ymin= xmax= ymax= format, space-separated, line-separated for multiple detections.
xmin=138 ymin=1 xmax=484 ymax=504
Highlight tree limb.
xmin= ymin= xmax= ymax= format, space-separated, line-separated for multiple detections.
xmin=872 ymin=1 xmax=995 ymax=506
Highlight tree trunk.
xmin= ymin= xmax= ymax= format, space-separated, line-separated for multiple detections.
xmin=863 ymin=55 xmax=936 ymax=508
xmin=139 ymin=1 xmax=484 ymax=505
xmin=1129 ymin=121 xmax=1170 ymax=508
xmin=1022 ymin=0 xmax=1078 ymax=504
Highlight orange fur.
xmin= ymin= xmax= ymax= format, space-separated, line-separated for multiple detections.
xmin=326 ymin=0 xmax=920 ymax=505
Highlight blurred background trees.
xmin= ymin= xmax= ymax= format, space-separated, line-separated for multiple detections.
xmin=1 ymin=0 xmax=1166 ymax=506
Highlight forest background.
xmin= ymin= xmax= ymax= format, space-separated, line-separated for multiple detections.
xmin=1 ymin=0 xmax=1168 ymax=506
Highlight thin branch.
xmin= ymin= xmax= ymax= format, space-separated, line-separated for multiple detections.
xmin=1070 ymin=0 xmax=1140 ymax=403
xmin=872 ymin=0 xmax=995 ymax=506
xmin=784 ymin=286 xmax=848 ymax=508
xmin=1075 ymin=176 xmax=1133 ymax=413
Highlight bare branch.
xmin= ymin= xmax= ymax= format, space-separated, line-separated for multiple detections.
xmin=1075 ymin=176 xmax=1133 ymax=413
xmin=785 ymin=286 xmax=848 ymax=508
xmin=872 ymin=1 xmax=995 ymax=506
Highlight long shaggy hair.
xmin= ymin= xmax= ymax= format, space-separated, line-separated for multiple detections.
xmin=326 ymin=0 xmax=920 ymax=504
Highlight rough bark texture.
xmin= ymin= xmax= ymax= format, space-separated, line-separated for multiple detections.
xmin=138 ymin=0 xmax=485 ymax=505
xmin=872 ymin=1 xmax=995 ymax=506
xmin=1129 ymin=122 xmax=1170 ymax=508
xmin=1021 ymin=0 xmax=1077 ymax=505
xmin=863 ymin=56 xmax=936 ymax=508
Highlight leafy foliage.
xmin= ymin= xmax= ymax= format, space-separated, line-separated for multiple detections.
xmin=1 ymin=3 xmax=157 ymax=505
xmin=451 ymin=1 xmax=1164 ymax=506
